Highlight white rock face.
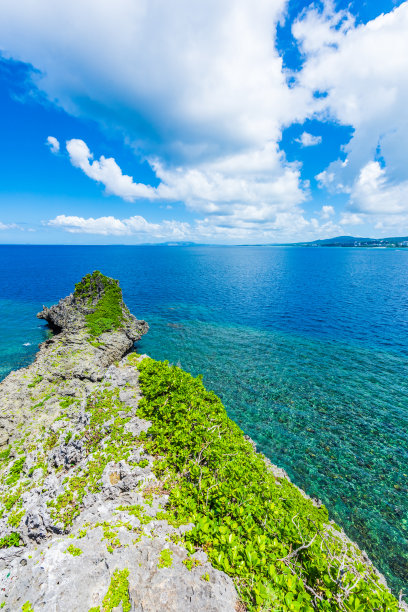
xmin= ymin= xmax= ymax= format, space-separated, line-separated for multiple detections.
xmin=0 ymin=274 xmax=238 ymax=611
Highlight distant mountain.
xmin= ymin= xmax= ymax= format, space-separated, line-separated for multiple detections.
xmin=140 ymin=241 xmax=207 ymax=246
xmin=280 ymin=235 xmax=408 ymax=247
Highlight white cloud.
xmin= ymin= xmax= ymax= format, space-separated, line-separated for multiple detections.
xmin=0 ymin=222 xmax=19 ymax=230
xmin=295 ymin=1 xmax=408 ymax=192
xmin=334 ymin=161 xmax=408 ymax=232
xmin=350 ymin=161 xmax=408 ymax=216
xmin=4 ymin=0 xmax=408 ymax=238
xmin=66 ymin=139 xmax=158 ymax=201
xmin=320 ymin=205 xmax=334 ymax=219
xmin=47 ymin=211 xmax=343 ymax=243
xmin=0 ymin=0 xmax=308 ymax=159
xmin=65 ymin=139 xmax=308 ymax=227
xmin=295 ymin=132 xmax=322 ymax=147
xmin=0 ymin=0 xmax=315 ymax=240
xmin=339 ymin=213 xmax=364 ymax=226
xmin=47 ymin=214 xmax=190 ymax=238
xmin=46 ymin=136 xmax=60 ymax=154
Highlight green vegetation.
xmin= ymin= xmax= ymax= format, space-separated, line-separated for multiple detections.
xmin=65 ymin=544 xmax=83 ymax=556
xmin=135 ymin=356 xmax=399 ymax=612
xmin=91 ymin=568 xmax=131 ymax=612
xmin=183 ymin=556 xmax=202 ymax=571
xmin=0 ymin=532 xmax=21 ymax=548
xmin=74 ymin=271 xmax=125 ymax=338
xmin=157 ymin=549 xmax=173 ymax=569
xmin=0 ymin=447 xmax=10 ymax=466
xmin=47 ymin=388 xmax=137 ymax=528
xmin=7 ymin=508 xmax=25 ymax=527
xmin=28 ymin=374 xmax=43 ymax=388
xmin=116 ymin=504 xmax=153 ymax=525
xmin=59 ymin=396 xmax=77 ymax=409
xmin=21 ymin=603 xmax=34 ymax=612
xmin=43 ymin=432 xmax=58 ymax=452
xmin=6 ymin=456 xmax=25 ymax=486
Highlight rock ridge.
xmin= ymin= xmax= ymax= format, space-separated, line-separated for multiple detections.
xmin=0 ymin=272 xmax=403 ymax=611
xmin=0 ymin=272 xmax=237 ymax=611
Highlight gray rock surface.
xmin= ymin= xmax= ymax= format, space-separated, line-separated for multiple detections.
xmin=0 ymin=273 xmax=238 ymax=611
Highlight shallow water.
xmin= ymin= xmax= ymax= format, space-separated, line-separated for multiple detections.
xmin=0 ymin=245 xmax=407 ymax=592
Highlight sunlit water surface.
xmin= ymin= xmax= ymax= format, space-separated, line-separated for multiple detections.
xmin=0 ymin=245 xmax=407 ymax=592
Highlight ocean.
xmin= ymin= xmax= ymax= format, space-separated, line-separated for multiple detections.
xmin=0 ymin=244 xmax=407 ymax=593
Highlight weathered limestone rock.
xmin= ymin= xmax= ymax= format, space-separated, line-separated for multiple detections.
xmin=0 ymin=273 xmax=239 ymax=611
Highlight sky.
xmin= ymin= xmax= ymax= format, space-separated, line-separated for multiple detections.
xmin=0 ymin=0 xmax=407 ymax=244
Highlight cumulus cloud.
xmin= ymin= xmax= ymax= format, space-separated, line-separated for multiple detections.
xmin=0 ymin=222 xmax=19 ymax=230
xmin=47 ymin=211 xmax=345 ymax=244
xmin=66 ymin=139 xmax=158 ymax=201
xmin=295 ymin=132 xmax=322 ymax=147
xmin=295 ymin=1 xmax=408 ymax=194
xmin=339 ymin=213 xmax=364 ymax=226
xmin=47 ymin=214 xmax=190 ymax=238
xmin=350 ymin=161 xmax=408 ymax=215
xmin=0 ymin=0 xmax=308 ymax=159
xmin=334 ymin=161 xmax=408 ymax=231
xmin=3 ymin=0 xmax=408 ymax=237
xmin=0 ymin=0 xmax=316 ymax=240
xmin=320 ymin=205 xmax=334 ymax=219
xmin=46 ymin=136 xmax=60 ymax=154
xmin=64 ymin=139 xmax=308 ymax=228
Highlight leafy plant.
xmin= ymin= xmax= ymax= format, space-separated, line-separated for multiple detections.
xmin=158 ymin=549 xmax=173 ymax=569
xmin=101 ymin=568 xmax=131 ymax=612
xmin=135 ymin=357 xmax=399 ymax=612
xmin=65 ymin=544 xmax=83 ymax=556
xmin=74 ymin=271 xmax=125 ymax=338
xmin=0 ymin=532 xmax=21 ymax=548
xmin=6 ymin=456 xmax=25 ymax=486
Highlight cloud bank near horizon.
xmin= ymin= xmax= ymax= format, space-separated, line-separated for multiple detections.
xmin=1 ymin=0 xmax=408 ymax=240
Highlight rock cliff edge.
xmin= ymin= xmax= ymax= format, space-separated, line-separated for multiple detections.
xmin=0 ymin=272 xmax=402 ymax=611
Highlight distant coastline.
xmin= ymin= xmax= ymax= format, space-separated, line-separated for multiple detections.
xmin=1 ymin=236 xmax=408 ymax=248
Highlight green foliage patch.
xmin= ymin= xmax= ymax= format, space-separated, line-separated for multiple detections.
xmin=94 ymin=568 xmax=131 ymax=612
xmin=6 ymin=456 xmax=25 ymax=486
xmin=0 ymin=447 xmax=11 ymax=466
xmin=47 ymin=388 xmax=138 ymax=528
xmin=74 ymin=271 xmax=125 ymax=338
xmin=0 ymin=532 xmax=21 ymax=548
xmin=158 ymin=548 xmax=173 ymax=569
xmin=27 ymin=374 xmax=43 ymax=388
xmin=7 ymin=508 xmax=25 ymax=527
xmin=65 ymin=544 xmax=83 ymax=556
xmin=135 ymin=357 xmax=399 ymax=611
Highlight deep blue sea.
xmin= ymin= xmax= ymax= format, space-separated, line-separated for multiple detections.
xmin=0 ymin=245 xmax=407 ymax=593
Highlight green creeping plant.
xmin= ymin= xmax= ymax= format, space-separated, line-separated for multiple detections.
xmin=0 ymin=532 xmax=21 ymax=548
xmin=47 ymin=387 xmax=137 ymax=529
xmin=158 ymin=549 xmax=173 ymax=569
xmin=134 ymin=356 xmax=400 ymax=612
xmin=74 ymin=271 xmax=125 ymax=338
xmin=65 ymin=544 xmax=83 ymax=556
xmin=5 ymin=456 xmax=26 ymax=486
xmin=101 ymin=568 xmax=131 ymax=612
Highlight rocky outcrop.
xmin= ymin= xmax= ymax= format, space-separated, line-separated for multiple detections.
xmin=0 ymin=272 xmax=403 ymax=611
xmin=0 ymin=272 xmax=238 ymax=611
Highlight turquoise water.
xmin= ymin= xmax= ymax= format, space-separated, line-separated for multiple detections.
xmin=0 ymin=245 xmax=407 ymax=592
xmin=138 ymin=311 xmax=408 ymax=593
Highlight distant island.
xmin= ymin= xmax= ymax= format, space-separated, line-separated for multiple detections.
xmin=134 ymin=236 xmax=408 ymax=248
xmin=280 ymin=235 xmax=408 ymax=248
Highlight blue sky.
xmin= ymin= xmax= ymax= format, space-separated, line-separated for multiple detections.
xmin=0 ymin=0 xmax=407 ymax=244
